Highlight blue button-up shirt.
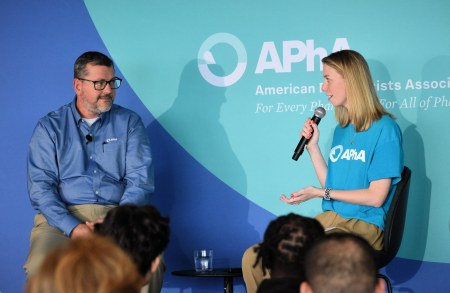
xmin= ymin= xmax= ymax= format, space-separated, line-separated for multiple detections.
xmin=28 ymin=98 xmax=154 ymax=235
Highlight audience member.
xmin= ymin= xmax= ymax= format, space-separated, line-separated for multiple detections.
xmin=242 ymin=213 xmax=325 ymax=293
xmin=26 ymin=235 xmax=143 ymax=293
xmin=94 ymin=204 xmax=170 ymax=287
xmin=300 ymin=232 xmax=385 ymax=293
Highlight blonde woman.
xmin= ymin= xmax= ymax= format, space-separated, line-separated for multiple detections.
xmin=243 ymin=50 xmax=403 ymax=293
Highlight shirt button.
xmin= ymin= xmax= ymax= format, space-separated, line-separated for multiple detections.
xmin=94 ymin=170 xmax=97 ymax=174
xmin=90 ymin=156 xmax=93 ymax=160
xmin=95 ymin=191 xmax=99 ymax=195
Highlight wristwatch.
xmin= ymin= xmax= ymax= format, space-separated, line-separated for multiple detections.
xmin=324 ymin=187 xmax=332 ymax=201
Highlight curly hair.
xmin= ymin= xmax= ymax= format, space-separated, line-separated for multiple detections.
xmin=253 ymin=213 xmax=325 ymax=277
xmin=95 ymin=204 xmax=170 ymax=277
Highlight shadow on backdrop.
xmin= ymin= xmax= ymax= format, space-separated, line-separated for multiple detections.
xmin=368 ymin=59 xmax=431 ymax=288
xmin=148 ymin=59 xmax=259 ymax=291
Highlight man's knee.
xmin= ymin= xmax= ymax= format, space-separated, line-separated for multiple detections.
xmin=24 ymin=214 xmax=69 ymax=277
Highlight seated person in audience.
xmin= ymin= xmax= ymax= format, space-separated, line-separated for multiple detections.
xmin=94 ymin=204 xmax=170 ymax=289
xmin=26 ymin=235 xmax=143 ymax=293
xmin=300 ymin=232 xmax=385 ymax=293
xmin=245 ymin=213 xmax=325 ymax=293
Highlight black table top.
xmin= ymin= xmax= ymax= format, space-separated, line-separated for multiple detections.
xmin=172 ymin=268 xmax=243 ymax=278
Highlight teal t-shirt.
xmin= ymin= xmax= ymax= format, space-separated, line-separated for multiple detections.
xmin=322 ymin=115 xmax=404 ymax=230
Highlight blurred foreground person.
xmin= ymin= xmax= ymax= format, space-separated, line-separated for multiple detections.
xmin=95 ymin=204 xmax=170 ymax=290
xmin=26 ymin=235 xmax=143 ymax=293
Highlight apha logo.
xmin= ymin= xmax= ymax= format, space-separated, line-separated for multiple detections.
xmin=329 ymin=145 xmax=366 ymax=163
xmin=198 ymin=33 xmax=350 ymax=87
xmin=197 ymin=33 xmax=247 ymax=87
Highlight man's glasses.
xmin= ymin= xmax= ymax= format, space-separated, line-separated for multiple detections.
xmin=77 ymin=77 xmax=122 ymax=90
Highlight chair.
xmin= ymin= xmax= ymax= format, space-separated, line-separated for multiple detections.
xmin=376 ymin=166 xmax=411 ymax=293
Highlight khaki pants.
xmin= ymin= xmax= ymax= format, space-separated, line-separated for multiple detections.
xmin=315 ymin=211 xmax=383 ymax=250
xmin=242 ymin=244 xmax=270 ymax=293
xmin=141 ymin=254 xmax=166 ymax=293
xmin=241 ymin=211 xmax=384 ymax=293
xmin=25 ymin=204 xmax=165 ymax=293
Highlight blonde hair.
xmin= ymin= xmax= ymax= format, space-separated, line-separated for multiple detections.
xmin=322 ymin=50 xmax=394 ymax=131
xmin=26 ymin=235 xmax=143 ymax=293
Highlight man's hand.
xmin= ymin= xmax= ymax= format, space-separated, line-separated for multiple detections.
xmin=70 ymin=216 xmax=106 ymax=239
xmin=70 ymin=223 xmax=93 ymax=239
xmin=85 ymin=217 xmax=105 ymax=230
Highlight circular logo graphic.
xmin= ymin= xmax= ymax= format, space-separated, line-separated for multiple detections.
xmin=198 ymin=33 xmax=247 ymax=87
xmin=329 ymin=145 xmax=343 ymax=162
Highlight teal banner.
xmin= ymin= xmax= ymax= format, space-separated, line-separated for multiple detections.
xmin=85 ymin=0 xmax=450 ymax=264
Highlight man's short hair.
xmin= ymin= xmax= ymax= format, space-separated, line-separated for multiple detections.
xmin=304 ymin=232 xmax=378 ymax=293
xmin=95 ymin=204 xmax=170 ymax=277
xmin=74 ymin=51 xmax=114 ymax=78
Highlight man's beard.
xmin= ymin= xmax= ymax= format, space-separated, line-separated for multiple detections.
xmin=87 ymin=94 xmax=114 ymax=115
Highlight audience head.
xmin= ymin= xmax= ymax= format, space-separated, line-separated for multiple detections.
xmin=300 ymin=232 xmax=385 ymax=293
xmin=254 ymin=213 xmax=325 ymax=277
xmin=95 ymin=204 xmax=170 ymax=282
xmin=25 ymin=235 xmax=143 ymax=293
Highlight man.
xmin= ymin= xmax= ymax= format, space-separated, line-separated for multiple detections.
xmin=25 ymin=51 xmax=163 ymax=291
xmin=95 ymin=204 xmax=170 ymax=289
xmin=300 ymin=233 xmax=385 ymax=293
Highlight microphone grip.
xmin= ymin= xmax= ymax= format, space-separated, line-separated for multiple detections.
xmin=292 ymin=116 xmax=322 ymax=161
xmin=292 ymin=137 xmax=308 ymax=161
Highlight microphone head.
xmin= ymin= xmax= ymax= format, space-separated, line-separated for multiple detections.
xmin=314 ymin=107 xmax=326 ymax=119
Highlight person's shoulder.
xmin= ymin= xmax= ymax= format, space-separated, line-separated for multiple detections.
xmin=375 ymin=115 xmax=400 ymax=129
xmin=111 ymin=104 xmax=138 ymax=115
xmin=39 ymin=102 xmax=72 ymax=124
xmin=373 ymin=115 xmax=402 ymax=138
xmin=110 ymin=104 xmax=142 ymax=120
xmin=380 ymin=114 xmax=397 ymax=124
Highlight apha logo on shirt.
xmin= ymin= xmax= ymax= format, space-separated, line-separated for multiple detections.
xmin=329 ymin=145 xmax=366 ymax=163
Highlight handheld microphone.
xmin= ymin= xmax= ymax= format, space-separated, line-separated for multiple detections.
xmin=292 ymin=107 xmax=326 ymax=161
xmin=86 ymin=134 xmax=93 ymax=144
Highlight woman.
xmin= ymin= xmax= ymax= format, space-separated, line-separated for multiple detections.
xmin=242 ymin=49 xmax=403 ymax=293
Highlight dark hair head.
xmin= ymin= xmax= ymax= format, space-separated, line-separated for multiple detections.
xmin=95 ymin=204 xmax=170 ymax=277
xmin=304 ymin=232 xmax=378 ymax=293
xmin=74 ymin=51 xmax=114 ymax=78
xmin=254 ymin=213 xmax=325 ymax=277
